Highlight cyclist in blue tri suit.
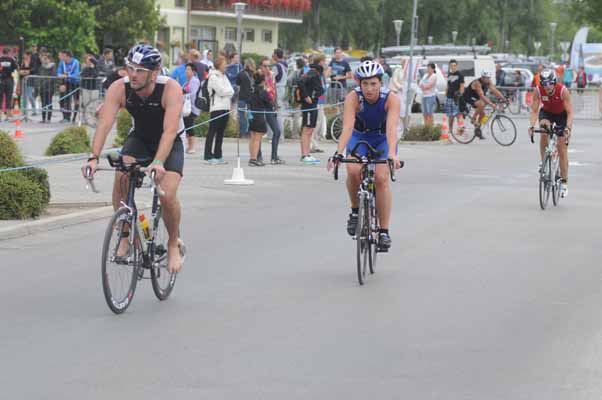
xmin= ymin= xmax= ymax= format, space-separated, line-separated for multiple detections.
xmin=330 ymin=60 xmax=401 ymax=250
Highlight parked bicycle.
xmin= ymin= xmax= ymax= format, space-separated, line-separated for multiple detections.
xmin=332 ymin=140 xmax=402 ymax=285
xmin=532 ymin=124 xmax=564 ymax=210
xmin=85 ymin=154 xmax=185 ymax=314
xmin=451 ymin=100 xmax=517 ymax=146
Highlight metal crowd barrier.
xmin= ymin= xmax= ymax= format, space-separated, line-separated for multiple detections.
xmin=495 ymin=86 xmax=602 ymax=120
xmin=20 ymin=75 xmax=105 ymax=126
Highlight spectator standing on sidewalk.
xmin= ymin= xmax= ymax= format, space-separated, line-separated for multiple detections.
xmin=80 ymin=54 xmax=99 ymax=117
xmin=445 ymin=59 xmax=465 ymax=135
xmin=170 ymin=54 xmax=188 ymax=87
xmin=30 ymin=45 xmax=42 ymax=109
xmin=201 ymin=49 xmax=214 ymax=70
xmin=495 ymin=63 xmax=506 ymax=87
xmin=299 ymin=54 xmax=325 ymax=164
xmin=310 ymin=63 xmax=328 ymax=154
xmin=328 ymin=47 xmax=351 ymax=102
xmin=0 ymin=48 xmax=19 ymax=121
xmin=236 ymin=58 xmax=256 ymax=139
xmin=287 ymin=57 xmax=306 ymax=139
xmin=419 ymin=62 xmax=437 ymax=126
xmin=189 ymin=49 xmax=207 ymax=82
xmin=389 ymin=63 xmax=407 ymax=139
xmin=38 ymin=53 xmax=56 ymax=123
xmin=248 ymin=71 xmax=272 ymax=167
xmin=182 ymin=63 xmax=201 ymax=153
xmin=205 ymin=55 xmax=234 ymax=164
xmin=259 ymin=56 xmax=285 ymax=164
xmin=225 ymin=52 xmax=242 ymax=109
xmin=57 ymin=50 xmax=80 ymax=123
xmin=97 ymin=48 xmax=115 ymax=77
xmin=18 ymin=51 xmax=37 ymax=115
xmin=272 ymin=48 xmax=288 ymax=136
xmin=563 ymin=65 xmax=573 ymax=88
xmin=575 ymin=66 xmax=587 ymax=94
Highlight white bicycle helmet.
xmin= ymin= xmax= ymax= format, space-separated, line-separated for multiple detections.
xmin=355 ymin=60 xmax=384 ymax=80
xmin=481 ymin=70 xmax=492 ymax=78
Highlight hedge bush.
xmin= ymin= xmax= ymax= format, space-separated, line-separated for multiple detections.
xmin=20 ymin=167 xmax=51 ymax=205
xmin=0 ymin=130 xmax=24 ymax=168
xmin=0 ymin=172 xmax=47 ymax=219
xmin=114 ymin=109 xmax=132 ymax=147
xmin=45 ymin=126 xmax=91 ymax=156
xmin=192 ymin=112 xmax=238 ymax=138
xmin=0 ymin=132 xmax=50 ymax=219
xmin=402 ymin=124 xmax=442 ymax=141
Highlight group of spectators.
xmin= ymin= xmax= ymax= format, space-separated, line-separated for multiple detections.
xmin=0 ymin=45 xmax=121 ymax=124
xmin=171 ymin=46 xmax=363 ymax=166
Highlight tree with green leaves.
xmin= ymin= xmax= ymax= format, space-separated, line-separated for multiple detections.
xmin=0 ymin=0 xmax=97 ymax=55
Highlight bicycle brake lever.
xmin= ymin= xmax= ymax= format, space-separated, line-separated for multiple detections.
xmin=84 ymin=166 xmax=100 ymax=193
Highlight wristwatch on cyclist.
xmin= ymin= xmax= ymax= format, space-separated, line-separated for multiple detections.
xmin=87 ymin=154 xmax=99 ymax=162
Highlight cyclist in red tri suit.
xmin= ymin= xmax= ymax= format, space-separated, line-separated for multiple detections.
xmin=528 ymin=69 xmax=573 ymax=198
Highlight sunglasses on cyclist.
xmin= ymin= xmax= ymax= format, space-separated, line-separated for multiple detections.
xmin=126 ymin=63 xmax=151 ymax=74
xmin=541 ymin=81 xmax=555 ymax=87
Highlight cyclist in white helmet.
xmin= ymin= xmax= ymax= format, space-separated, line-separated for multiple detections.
xmin=329 ymin=60 xmax=401 ymax=250
xmin=460 ymin=70 xmax=506 ymax=139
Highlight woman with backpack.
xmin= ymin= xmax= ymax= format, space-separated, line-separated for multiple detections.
xmin=204 ymin=55 xmax=234 ymax=164
xmin=248 ymin=71 xmax=272 ymax=166
xmin=183 ymin=63 xmax=201 ymax=153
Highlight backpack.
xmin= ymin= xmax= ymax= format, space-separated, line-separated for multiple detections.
xmin=293 ymin=68 xmax=312 ymax=104
xmin=195 ymin=75 xmax=215 ymax=112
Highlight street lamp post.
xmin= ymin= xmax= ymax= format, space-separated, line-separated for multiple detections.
xmin=393 ymin=19 xmax=403 ymax=47
xmin=559 ymin=41 xmax=570 ymax=63
xmin=505 ymin=39 xmax=510 ymax=53
xmin=404 ymin=0 xmax=418 ymax=134
xmin=427 ymin=35 xmax=433 ymax=45
xmin=549 ymin=22 xmax=557 ymax=58
xmin=534 ymin=41 xmax=541 ymax=56
xmin=452 ymin=31 xmax=458 ymax=45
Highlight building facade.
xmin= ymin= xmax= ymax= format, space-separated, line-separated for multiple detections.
xmin=157 ymin=0 xmax=304 ymax=67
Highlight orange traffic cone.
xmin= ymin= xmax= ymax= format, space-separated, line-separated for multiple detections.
xmin=14 ymin=119 xmax=23 ymax=139
xmin=12 ymin=103 xmax=21 ymax=117
xmin=439 ymin=115 xmax=450 ymax=140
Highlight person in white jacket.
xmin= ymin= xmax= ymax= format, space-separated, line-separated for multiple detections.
xmin=204 ymin=55 xmax=234 ymax=164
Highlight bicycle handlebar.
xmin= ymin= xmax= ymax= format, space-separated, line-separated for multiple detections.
xmin=332 ymin=141 xmax=402 ymax=182
xmin=84 ymin=155 xmax=165 ymax=197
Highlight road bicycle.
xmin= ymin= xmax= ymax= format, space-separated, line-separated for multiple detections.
xmin=85 ymin=154 xmax=185 ymax=314
xmin=333 ymin=140 xmax=401 ymax=285
xmin=451 ymin=99 xmax=517 ymax=146
xmin=531 ymin=124 xmax=565 ymax=210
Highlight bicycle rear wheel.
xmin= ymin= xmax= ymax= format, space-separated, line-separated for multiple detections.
xmin=491 ymin=115 xmax=517 ymax=146
xmin=151 ymin=205 xmax=177 ymax=300
xmin=101 ymin=208 xmax=141 ymax=314
xmin=451 ymin=114 xmax=476 ymax=144
xmin=356 ymin=195 xmax=370 ymax=285
xmin=539 ymin=155 xmax=552 ymax=210
xmin=330 ymin=114 xmax=343 ymax=143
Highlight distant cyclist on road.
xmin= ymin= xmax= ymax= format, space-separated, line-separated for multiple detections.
xmin=460 ymin=71 xmax=506 ymax=139
xmin=329 ymin=60 xmax=401 ymax=250
xmin=528 ymin=69 xmax=573 ymax=198
xmin=82 ymin=44 xmax=185 ymax=273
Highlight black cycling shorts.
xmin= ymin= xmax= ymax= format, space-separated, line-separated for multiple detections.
xmin=301 ymin=105 xmax=318 ymax=128
xmin=538 ymin=109 xmax=567 ymax=135
xmin=121 ymin=135 xmax=184 ymax=176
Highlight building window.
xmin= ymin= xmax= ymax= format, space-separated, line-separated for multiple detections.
xmin=175 ymin=0 xmax=185 ymax=7
xmin=225 ymin=27 xmax=237 ymax=42
xmin=262 ymin=30 xmax=273 ymax=43
xmin=191 ymin=26 xmax=218 ymax=55
xmin=244 ymin=29 xmax=255 ymax=42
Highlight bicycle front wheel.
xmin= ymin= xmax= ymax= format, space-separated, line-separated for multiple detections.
xmin=490 ymin=115 xmax=517 ymax=146
xmin=150 ymin=205 xmax=177 ymax=300
xmin=101 ymin=208 xmax=141 ymax=314
xmin=330 ymin=114 xmax=343 ymax=143
xmin=552 ymin=157 xmax=561 ymax=206
xmin=539 ymin=155 xmax=552 ymax=210
xmin=368 ymin=197 xmax=378 ymax=275
xmin=356 ymin=195 xmax=370 ymax=285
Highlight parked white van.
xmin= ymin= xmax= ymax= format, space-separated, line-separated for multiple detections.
xmin=388 ymin=54 xmax=495 ymax=112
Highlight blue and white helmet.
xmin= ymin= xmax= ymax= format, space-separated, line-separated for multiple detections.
xmin=355 ymin=60 xmax=384 ymax=80
xmin=127 ymin=44 xmax=162 ymax=70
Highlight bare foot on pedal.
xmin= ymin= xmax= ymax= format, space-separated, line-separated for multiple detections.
xmin=167 ymin=244 xmax=182 ymax=274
